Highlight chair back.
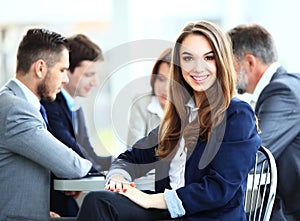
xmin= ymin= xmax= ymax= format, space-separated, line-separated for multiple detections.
xmin=244 ymin=146 xmax=277 ymax=221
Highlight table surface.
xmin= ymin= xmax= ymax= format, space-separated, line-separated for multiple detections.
xmin=54 ymin=175 xmax=154 ymax=191
xmin=54 ymin=173 xmax=269 ymax=191
xmin=54 ymin=176 xmax=106 ymax=191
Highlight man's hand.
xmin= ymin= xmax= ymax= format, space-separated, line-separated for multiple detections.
xmin=62 ymin=191 xmax=82 ymax=200
xmin=50 ymin=211 xmax=60 ymax=218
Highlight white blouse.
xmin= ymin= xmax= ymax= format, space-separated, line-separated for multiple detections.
xmin=168 ymin=99 xmax=199 ymax=189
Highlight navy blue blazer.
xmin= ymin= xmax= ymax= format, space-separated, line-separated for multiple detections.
xmin=41 ymin=92 xmax=111 ymax=171
xmin=110 ymin=98 xmax=261 ymax=221
xmin=42 ymin=92 xmax=112 ymax=216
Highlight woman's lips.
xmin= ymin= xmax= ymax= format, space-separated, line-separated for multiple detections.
xmin=192 ymin=75 xmax=209 ymax=82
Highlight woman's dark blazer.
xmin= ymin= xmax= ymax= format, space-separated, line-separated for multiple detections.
xmin=110 ymin=98 xmax=261 ymax=221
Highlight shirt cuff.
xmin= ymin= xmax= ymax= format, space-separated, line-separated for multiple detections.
xmin=164 ymin=189 xmax=185 ymax=218
xmin=105 ymin=169 xmax=132 ymax=184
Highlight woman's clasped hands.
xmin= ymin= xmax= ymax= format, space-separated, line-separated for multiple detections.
xmin=105 ymin=175 xmax=153 ymax=209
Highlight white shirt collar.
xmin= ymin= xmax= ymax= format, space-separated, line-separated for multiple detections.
xmin=185 ymin=98 xmax=199 ymax=123
xmin=147 ymin=96 xmax=164 ymax=119
xmin=250 ymin=62 xmax=281 ymax=104
xmin=13 ymin=78 xmax=40 ymax=110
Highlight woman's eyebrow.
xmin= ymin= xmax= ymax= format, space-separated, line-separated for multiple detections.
xmin=181 ymin=50 xmax=214 ymax=56
xmin=204 ymin=50 xmax=214 ymax=56
xmin=181 ymin=51 xmax=193 ymax=56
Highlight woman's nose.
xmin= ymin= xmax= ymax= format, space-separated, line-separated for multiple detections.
xmin=193 ymin=58 xmax=208 ymax=73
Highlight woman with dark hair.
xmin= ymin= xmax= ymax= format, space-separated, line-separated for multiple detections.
xmin=77 ymin=20 xmax=261 ymax=221
xmin=127 ymin=47 xmax=172 ymax=192
xmin=127 ymin=47 xmax=172 ymax=147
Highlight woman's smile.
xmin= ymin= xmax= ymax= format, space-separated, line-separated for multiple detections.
xmin=191 ymin=74 xmax=209 ymax=83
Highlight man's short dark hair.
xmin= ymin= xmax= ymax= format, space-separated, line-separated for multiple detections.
xmin=67 ymin=34 xmax=103 ymax=73
xmin=16 ymin=28 xmax=69 ymax=75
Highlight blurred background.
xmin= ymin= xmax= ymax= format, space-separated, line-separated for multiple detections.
xmin=1 ymin=0 xmax=299 ymax=155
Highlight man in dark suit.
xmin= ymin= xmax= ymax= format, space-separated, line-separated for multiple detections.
xmin=228 ymin=23 xmax=300 ymax=220
xmin=41 ymin=34 xmax=112 ymax=217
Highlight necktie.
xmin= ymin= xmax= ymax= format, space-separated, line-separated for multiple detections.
xmin=40 ymin=104 xmax=51 ymax=131
xmin=40 ymin=104 xmax=48 ymax=123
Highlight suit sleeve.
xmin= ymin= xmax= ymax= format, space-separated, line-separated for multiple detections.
xmin=43 ymin=101 xmax=111 ymax=171
xmin=108 ymin=127 xmax=159 ymax=179
xmin=3 ymin=101 xmax=92 ymax=178
xmin=256 ymin=80 xmax=300 ymax=159
xmin=43 ymin=100 xmax=85 ymax=157
xmin=76 ymin=108 xmax=112 ymax=171
xmin=175 ymin=101 xmax=261 ymax=215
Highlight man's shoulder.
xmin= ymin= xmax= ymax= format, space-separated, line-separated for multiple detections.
xmin=268 ymin=72 xmax=300 ymax=93
xmin=0 ymin=92 xmax=38 ymax=124
xmin=0 ymin=90 xmax=27 ymax=107
xmin=257 ymin=72 xmax=300 ymax=109
xmin=274 ymin=69 xmax=300 ymax=80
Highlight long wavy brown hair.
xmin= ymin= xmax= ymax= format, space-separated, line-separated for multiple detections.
xmin=156 ymin=21 xmax=236 ymax=160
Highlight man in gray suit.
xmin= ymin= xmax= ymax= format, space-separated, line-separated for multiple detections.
xmin=0 ymin=28 xmax=92 ymax=221
xmin=228 ymin=23 xmax=300 ymax=220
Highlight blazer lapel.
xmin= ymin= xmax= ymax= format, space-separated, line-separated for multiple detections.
xmin=56 ymin=92 xmax=78 ymax=137
xmin=255 ymin=66 xmax=287 ymax=114
xmin=56 ymin=92 xmax=73 ymax=123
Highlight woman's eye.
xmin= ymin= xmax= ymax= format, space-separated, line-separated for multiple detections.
xmin=84 ymin=72 xmax=95 ymax=77
xmin=157 ymin=76 xmax=166 ymax=82
xmin=204 ymin=56 xmax=214 ymax=61
xmin=182 ymin=56 xmax=193 ymax=62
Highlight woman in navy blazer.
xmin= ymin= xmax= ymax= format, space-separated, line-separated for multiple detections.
xmin=77 ymin=20 xmax=261 ymax=221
